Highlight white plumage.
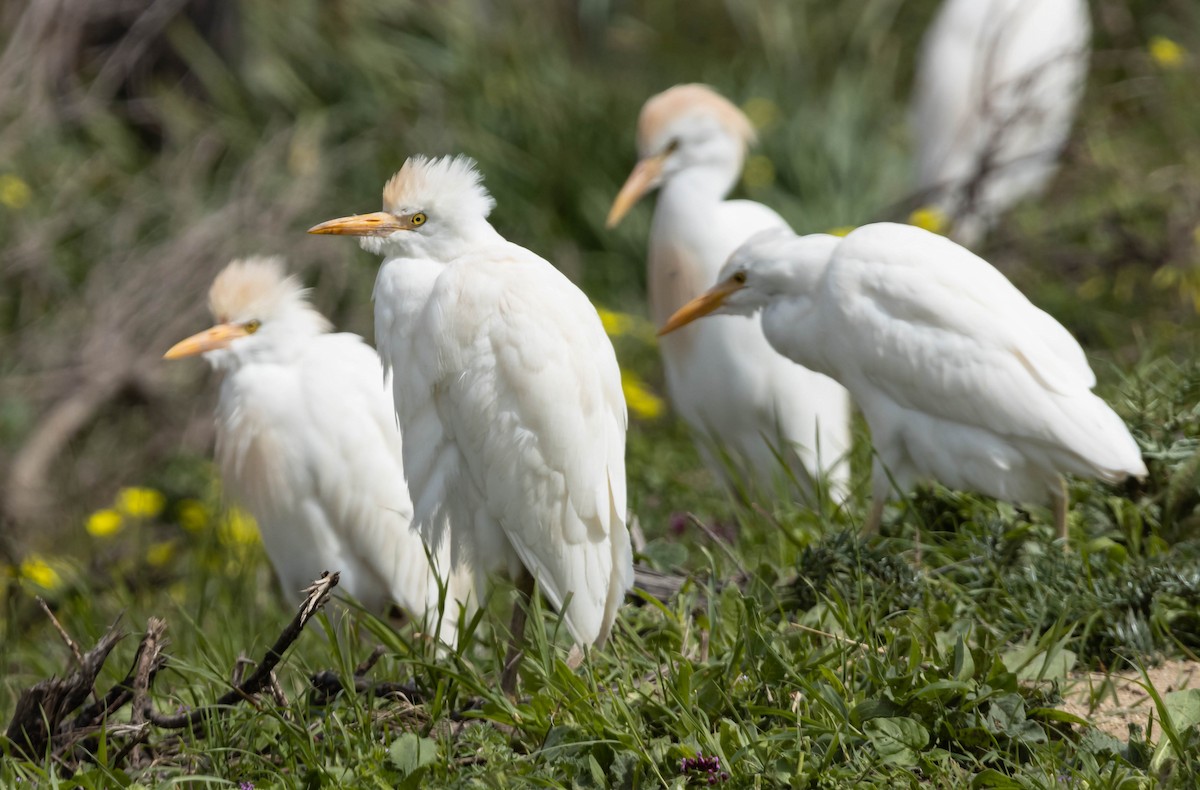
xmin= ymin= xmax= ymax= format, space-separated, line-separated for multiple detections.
xmin=608 ymin=84 xmax=852 ymax=501
xmin=660 ymin=223 xmax=1146 ymax=540
xmin=309 ymin=156 xmax=633 ymax=690
xmin=164 ymin=257 xmax=472 ymax=646
xmin=911 ymin=0 xmax=1091 ymax=245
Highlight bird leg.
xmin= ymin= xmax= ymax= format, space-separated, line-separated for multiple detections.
xmin=1052 ymin=476 xmax=1070 ymax=551
xmin=500 ymin=569 xmax=536 ymax=696
xmin=862 ymin=497 xmax=885 ymax=536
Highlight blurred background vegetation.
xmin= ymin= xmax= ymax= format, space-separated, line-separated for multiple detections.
xmin=0 ymin=0 xmax=1197 ymax=595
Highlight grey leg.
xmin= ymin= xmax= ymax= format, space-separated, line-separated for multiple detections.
xmin=500 ymin=569 xmax=536 ymax=696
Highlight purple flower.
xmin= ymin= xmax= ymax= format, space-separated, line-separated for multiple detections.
xmin=679 ymin=752 xmax=727 ymax=783
xmin=239 ymin=783 xmax=254 ymax=790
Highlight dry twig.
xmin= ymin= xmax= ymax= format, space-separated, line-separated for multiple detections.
xmin=144 ymin=571 xmax=340 ymax=731
xmin=5 ymin=620 xmax=125 ymax=759
xmin=3 ymin=572 xmax=338 ymax=769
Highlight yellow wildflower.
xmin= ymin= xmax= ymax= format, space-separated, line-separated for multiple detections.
xmin=0 ymin=174 xmax=31 ymax=210
xmin=597 ymin=307 xmax=635 ymax=338
xmin=597 ymin=307 xmax=657 ymax=342
xmin=909 ymin=206 xmax=948 ymax=235
xmin=85 ymin=508 xmax=124 ymax=538
xmin=826 ymin=226 xmax=855 ymax=238
xmin=116 ymin=487 xmax=166 ymax=519
xmin=219 ymin=507 xmax=261 ymax=546
xmin=742 ymin=155 xmax=775 ymax=190
xmin=19 ymin=555 xmax=62 ymax=591
xmin=145 ymin=541 xmax=176 ymax=568
xmin=1149 ymin=36 xmax=1185 ymax=69
xmin=621 ymin=370 xmax=665 ymax=420
xmin=177 ymin=499 xmax=210 ymax=533
xmin=742 ymin=97 xmax=780 ymax=130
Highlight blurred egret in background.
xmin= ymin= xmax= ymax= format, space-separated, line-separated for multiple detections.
xmin=661 ymin=223 xmax=1146 ymax=543
xmin=911 ymin=0 xmax=1091 ymax=245
xmin=164 ymin=257 xmax=472 ymax=646
xmin=608 ymin=84 xmax=852 ymax=503
xmin=310 ymin=156 xmax=633 ymax=693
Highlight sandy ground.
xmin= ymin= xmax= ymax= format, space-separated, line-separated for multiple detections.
xmin=1059 ymin=659 xmax=1200 ymax=741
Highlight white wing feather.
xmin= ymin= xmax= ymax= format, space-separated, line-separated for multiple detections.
xmin=818 ymin=224 xmax=1142 ymax=480
xmin=216 ymin=332 xmax=470 ymax=644
xmin=411 ymin=242 xmax=632 ymax=646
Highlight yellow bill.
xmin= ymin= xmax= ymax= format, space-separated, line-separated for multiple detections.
xmin=307 ymin=211 xmax=407 ymax=237
xmin=657 ymin=279 xmax=745 ymax=336
xmin=164 ymin=323 xmax=249 ymax=360
xmin=606 ymin=155 xmax=666 ymax=228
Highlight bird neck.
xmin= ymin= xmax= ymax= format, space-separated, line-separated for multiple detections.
xmin=425 ymin=216 xmax=506 ymax=260
xmin=659 ymin=161 xmax=740 ymax=207
xmin=457 ymin=216 xmax=506 ymax=246
xmin=761 ymin=294 xmax=824 ymax=374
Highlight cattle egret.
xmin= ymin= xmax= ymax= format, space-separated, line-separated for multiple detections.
xmin=660 ymin=223 xmax=1146 ymax=542
xmin=164 ymin=257 xmax=472 ymax=646
xmin=608 ymin=84 xmax=852 ymax=502
xmin=309 ymin=156 xmax=633 ymax=692
xmin=911 ymin=0 xmax=1091 ymax=245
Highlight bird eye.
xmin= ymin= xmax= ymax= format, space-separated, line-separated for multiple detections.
xmin=410 ymin=212 xmax=427 ymax=227
xmin=244 ymin=319 xmax=262 ymax=334
xmin=733 ymin=271 xmax=747 ymax=284
xmin=665 ymin=138 xmax=681 ymax=155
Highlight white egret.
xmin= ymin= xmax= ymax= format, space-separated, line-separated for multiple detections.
xmin=164 ymin=257 xmax=472 ymax=646
xmin=660 ymin=223 xmax=1146 ymax=542
xmin=911 ymin=0 xmax=1091 ymax=245
xmin=309 ymin=155 xmax=633 ymax=692
xmin=608 ymin=84 xmax=852 ymax=502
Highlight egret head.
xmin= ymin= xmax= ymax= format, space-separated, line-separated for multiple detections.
xmin=164 ymin=256 xmax=331 ymax=365
xmin=658 ymin=229 xmax=834 ymax=335
xmin=608 ymin=84 xmax=756 ymax=227
xmin=308 ymin=154 xmax=496 ymax=260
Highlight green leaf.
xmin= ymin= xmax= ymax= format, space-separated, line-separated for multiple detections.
xmin=851 ymin=698 xmax=899 ymax=726
xmin=864 ymin=717 xmax=929 ymax=766
xmin=912 ymin=679 xmax=974 ymax=701
xmin=970 ymin=768 xmax=1022 ymax=788
xmin=953 ymin=634 xmax=975 ymax=681
xmin=1000 ymin=641 xmax=1075 ymax=681
xmin=588 ymin=754 xmax=606 ymax=787
xmin=389 ymin=733 xmax=439 ymax=778
xmin=1164 ymin=688 xmax=1200 ymax=731
xmin=1150 ymin=688 xmax=1200 ymax=772
xmin=1027 ymin=707 xmax=1089 ymax=727
xmin=982 ymin=695 xmax=1047 ymax=745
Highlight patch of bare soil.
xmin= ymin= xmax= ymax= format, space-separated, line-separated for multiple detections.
xmin=1059 ymin=660 xmax=1200 ymax=741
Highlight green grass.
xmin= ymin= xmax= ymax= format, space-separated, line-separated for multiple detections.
xmin=3 ymin=0 xmax=1200 ymax=786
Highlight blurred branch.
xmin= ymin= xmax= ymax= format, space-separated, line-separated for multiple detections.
xmin=3 ymin=362 xmax=133 ymax=525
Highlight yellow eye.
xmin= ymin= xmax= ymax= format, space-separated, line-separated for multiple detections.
xmin=244 ymin=319 xmax=261 ymax=334
xmin=733 ymin=271 xmax=747 ymax=284
xmin=410 ymin=212 xmax=427 ymax=227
